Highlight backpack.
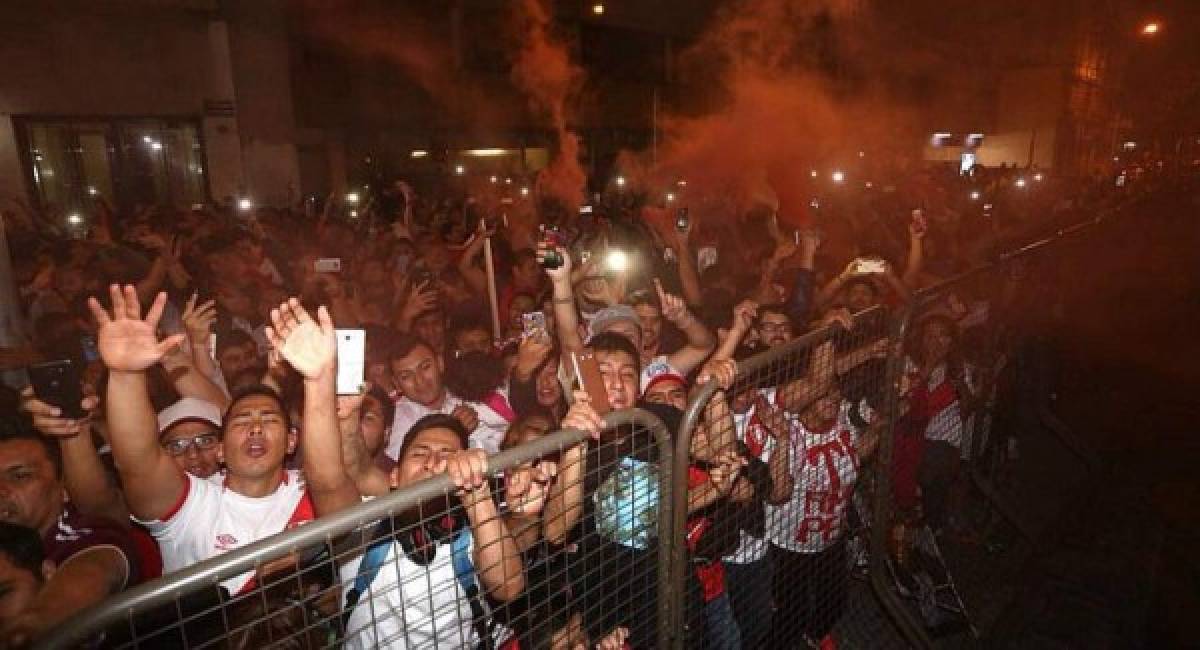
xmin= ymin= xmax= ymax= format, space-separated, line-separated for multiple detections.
xmin=342 ymin=521 xmax=497 ymax=649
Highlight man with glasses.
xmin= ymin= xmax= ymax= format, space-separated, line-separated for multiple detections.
xmin=92 ymin=286 xmax=317 ymax=596
xmin=156 ymin=398 xmax=223 ymax=479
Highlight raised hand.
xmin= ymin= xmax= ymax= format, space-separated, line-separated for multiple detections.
xmin=20 ymin=386 xmax=99 ymax=437
xmin=87 ymin=285 xmax=185 ymax=373
xmin=514 ymin=332 xmax=554 ymax=379
xmin=730 ymin=299 xmax=759 ymax=335
xmin=264 ymin=298 xmax=336 ymax=382
xmin=181 ymin=293 xmax=217 ymax=349
xmin=399 ymin=280 xmax=438 ymax=322
xmin=756 ymin=395 xmax=790 ymax=439
xmin=542 ymin=246 xmax=573 ymax=283
xmin=592 ymin=627 xmax=630 ymax=650
xmin=562 ymin=390 xmax=604 ymax=440
xmin=696 ymin=358 xmax=737 ymax=391
xmin=653 ymin=278 xmax=689 ymax=324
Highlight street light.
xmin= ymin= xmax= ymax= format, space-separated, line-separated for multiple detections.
xmin=970 ymin=191 xmax=981 ymax=201
xmin=615 ymin=175 xmax=626 ymax=188
xmin=66 ymin=213 xmax=84 ymax=226
xmin=1140 ymin=21 xmax=1160 ymax=36
xmin=238 ymin=197 xmax=253 ymax=211
xmin=454 ymin=164 xmax=466 ymax=175
xmin=831 ymin=170 xmax=845 ymax=183
xmin=592 ymin=3 xmax=605 ymax=16
xmin=1015 ymin=178 xmax=1027 ymax=188
xmin=665 ymin=192 xmax=676 ymax=203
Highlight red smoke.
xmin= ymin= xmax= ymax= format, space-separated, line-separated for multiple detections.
xmin=628 ymin=0 xmax=916 ymax=232
xmin=510 ymin=0 xmax=587 ymax=212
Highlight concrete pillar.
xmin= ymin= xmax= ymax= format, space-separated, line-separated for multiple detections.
xmin=203 ymin=18 xmax=245 ymax=205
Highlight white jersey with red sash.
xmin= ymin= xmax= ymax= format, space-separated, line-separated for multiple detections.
xmin=137 ymin=469 xmax=313 ymax=595
xmin=766 ymin=403 xmax=860 ymax=554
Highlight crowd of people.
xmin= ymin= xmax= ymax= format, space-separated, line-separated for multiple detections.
xmin=0 ymin=157 xmax=1141 ymax=649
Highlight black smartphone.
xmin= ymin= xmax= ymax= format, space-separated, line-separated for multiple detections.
xmin=29 ymin=359 xmax=86 ymax=419
xmin=675 ymin=207 xmax=690 ymax=232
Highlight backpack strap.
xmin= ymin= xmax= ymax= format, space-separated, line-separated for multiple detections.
xmin=342 ymin=520 xmax=395 ymax=630
xmin=451 ymin=529 xmax=496 ymax=650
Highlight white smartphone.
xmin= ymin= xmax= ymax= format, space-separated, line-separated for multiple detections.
xmin=207 ymin=331 xmax=217 ymax=361
xmin=314 ymin=258 xmax=342 ymax=273
xmin=335 ymin=329 xmax=366 ymax=396
xmin=855 ymin=258 xmax=887 ymax=274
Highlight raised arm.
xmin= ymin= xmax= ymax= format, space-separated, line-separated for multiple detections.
xmin=902 ymin=219 xmax=925 ymax=289
xmin=90 ymin=285 xmax=188 ymax=522
xmin=756 ymin=398 xmax=795 ymax=505
xmin=542 ymin=391 xmax=604 ymax=545
xmin=335 ymin=392 xmax=391 ymax=497
xmin=179 ymin=293 xmax=228 ymax=399
xmin=777 ymin=310 xmax=850 ymax=414
xmin=20 ymin=389 xmax=128 ymax=525
xmin=444 ymin=450 xmax=525 ymax=602
xmin=713 ymin=300 xmax=758 ymax=362
xmin=545 ymin=247 xmax=584 ymax=357
xmin=456 ymin=226 xmax=491 ymax=296
xmin=658 ymin=279 xmax=715 ymax=376
xmin=265 ymin=299 xmax=362 ymax=517
xmin=666 ymin=224 xmax=704 ymax=307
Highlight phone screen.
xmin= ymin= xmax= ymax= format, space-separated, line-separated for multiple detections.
xmin=335 ymin=329 xmax=366 ymax=395
xmin=522 ymin=312 xmax=547 ymax=338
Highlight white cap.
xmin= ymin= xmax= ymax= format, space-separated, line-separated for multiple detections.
xmin=157 ymin=398 xmax=222 ymax=436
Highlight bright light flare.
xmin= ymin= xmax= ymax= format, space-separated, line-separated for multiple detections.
xmin=592 ymin=3 xmax=605 ymax=15
xmin=615 ymin=176 xmax=626 ymax=187
xmin=605 ymin=250 xmax=628 ymax=273
xmin=1033 ymin=173 xmax=1044 ymax=182
xmin=454 ymin=164 xmax=466 ymax=175
xmin=1015 ymin=178 xmax=1027 ymax=188
xmin=411 ymin=150 xmax=428 ymax=158
xmin=345 ymin=192 xmax=360 ymax=204
xmin=238 ymin=198 xmax=253 ymax=211
xmin=970 ymin=191 xmax=981 ymax=201
xmin=1141 ymin=22 xmax=1160 ymax=36
xmin=519 ymin=187 xmax=530 ymax=197
xmin=831 ymin=170 xmax=846 ymax=183
xmin=66 ymin=213 xmax=84 ymax=226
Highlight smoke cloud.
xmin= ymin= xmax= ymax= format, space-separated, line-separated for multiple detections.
xmin=509 ymin=0 xmax=587 ymax=213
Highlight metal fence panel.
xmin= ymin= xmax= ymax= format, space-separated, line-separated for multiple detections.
xmin=36 ymin=409 xmax=673 ymax=650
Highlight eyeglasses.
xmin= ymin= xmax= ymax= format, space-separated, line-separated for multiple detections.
xmin=162 ymin=432 xmax=220 ymax=456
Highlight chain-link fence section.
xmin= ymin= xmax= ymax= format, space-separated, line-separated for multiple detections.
xmin=35 ymin=409 xmax=674 ymax=650
xmin=674 ymin=307 xmax=916 ymax=650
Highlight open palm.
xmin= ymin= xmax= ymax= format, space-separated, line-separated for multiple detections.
xmin=266 ymin=299 xmax=336 ymax=381
xmin=87 ymin=285 xmax=185 ymax=372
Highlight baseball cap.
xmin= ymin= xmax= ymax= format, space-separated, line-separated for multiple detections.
xmin=157 ymin=398 xmax=223 ymax=436
xmin=643 ymin=371 xmax=687 ymax=396
xmin=587 ymin=304 xmax=642 ymax=341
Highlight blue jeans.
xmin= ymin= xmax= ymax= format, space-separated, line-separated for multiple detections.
xmin=725 ymin=557 xmax=773 ymax=649
xmin=704 ymin=592 xmax=743 ymax=650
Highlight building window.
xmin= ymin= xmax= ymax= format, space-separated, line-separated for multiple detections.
xmin=17 ymin=117 xmax=208 ymax=215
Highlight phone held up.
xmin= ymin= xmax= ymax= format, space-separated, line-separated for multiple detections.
xmin=571 ymin=351 xmax=612 ymax=416
xmin=522 ymin=311 xmax=547 ymax=339
xmin=335 ymin=329 xmax=366 ymax=396
xmin=29 ymin=359 xmax=86 ymax=419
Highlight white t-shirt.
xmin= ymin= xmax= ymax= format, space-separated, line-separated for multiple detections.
xmin=385 ymin=393 xmax=498 ymax=460
xmin=137 ymin=469 xmax=313 ymax=595
xmin=724 ymin=389 xmax=779 ymax=565
xmin=766 ymin=403 xmax=860 ymax=554
xmin=340 ymin=532 xmax=507 ymax=649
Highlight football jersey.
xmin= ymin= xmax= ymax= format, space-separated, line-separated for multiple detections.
xmin=766 ymin=402 xmax=860 ymax=554
xmin=136 ymin=469 xmax=313 ymax=595
xmin=724 ymin=388 xmax=781 ymax=565
xmin=385 ymin=392 xmax=497 ymax=459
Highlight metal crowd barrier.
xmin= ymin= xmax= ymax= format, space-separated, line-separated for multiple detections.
xmin=37 ymin=408 xmax=674 ymax=650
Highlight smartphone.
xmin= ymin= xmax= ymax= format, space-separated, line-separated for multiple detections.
xmin=570 ymin=352 xmax=612 ymax=415
xmin=580 ymin=205 xmax=594 ymax=215
xmin=80 ymin=335 xmax=99 ymax=364
xmin=208 ymin=331 xmax=218 ymax=361
xmin=335 ymin=329 xmax=366 ymax=396
xmin=314 ymin=258 xmax=342 ymax=273
xmin=29 ymin=359 xmax=86 ymax=419
xmin=855 ymin=258 xmax=887 ymax=274
xmin=675 ymin=207 xmax=690 ymax=232
xmin=522 ymin=311 xmax=547 ymax=338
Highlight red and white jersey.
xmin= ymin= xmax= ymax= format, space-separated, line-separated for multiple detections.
xmin=766 ymin=402 xmax=859 ymax=554
xmin=725 ymin=388 xmax=782 ymax=565
xmin=137 ymin=469 xmax=313 ymax=595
